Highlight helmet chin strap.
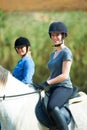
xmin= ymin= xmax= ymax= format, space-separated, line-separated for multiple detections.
xmin=52 ymin=40 xmax=64 ymax=47
xmin=54 ymin=42 xmax=63 ymax=47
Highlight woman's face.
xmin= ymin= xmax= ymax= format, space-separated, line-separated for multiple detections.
xmin=16 ymin=46 xmax=27 ymax=57
xmin=51 ymin=32 xmax=62 ymax=45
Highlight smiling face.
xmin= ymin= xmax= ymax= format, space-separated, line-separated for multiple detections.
xmin=51 ymin=32 xmax=63 ymax=46
xmin=16 ymin=46 xmax=27 ymax=57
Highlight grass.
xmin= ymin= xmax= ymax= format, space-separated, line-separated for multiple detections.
xmin=0 ymin=10 xmax=87 ymax=92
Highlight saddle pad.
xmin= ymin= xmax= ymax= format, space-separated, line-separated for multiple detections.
xmin=69 ymin=93 xmax=87 ymax=130
xmin=69 ymin=91 xmax=87 ymax=104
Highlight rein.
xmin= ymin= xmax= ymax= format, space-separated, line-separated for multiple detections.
xmin=0 ymin=91 xmax=39 ymax=100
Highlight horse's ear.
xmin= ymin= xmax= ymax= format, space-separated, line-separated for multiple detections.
xmin=0 ymin=65 xmax=8 ymax=85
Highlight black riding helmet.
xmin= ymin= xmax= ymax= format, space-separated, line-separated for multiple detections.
xmin=48 ymin=22 xmax=68 ymax=38
xmin=14 ymin=37 xmax=31 ymax=53
xmin=14 ymin=37 xmax=30 ymax=48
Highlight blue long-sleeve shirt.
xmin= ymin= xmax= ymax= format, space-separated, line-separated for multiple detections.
xmin=12 ymin=55 xmax=35 ymax=84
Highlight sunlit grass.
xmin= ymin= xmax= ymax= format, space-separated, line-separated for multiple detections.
xmin=0 ymin=0 xmax=87 ymax=11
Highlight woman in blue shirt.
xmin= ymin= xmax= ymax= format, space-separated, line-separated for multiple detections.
xmin=12 ymin=37 xmax=35 ymax=85
xmin=39 ymin=22 xmax=73 ymax=130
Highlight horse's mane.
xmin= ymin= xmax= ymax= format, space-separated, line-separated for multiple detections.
xmin=0 ymin=66 xmax=9 ymax=85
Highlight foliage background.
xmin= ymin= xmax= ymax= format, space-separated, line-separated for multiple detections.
xmin=0 ymin=3 xmax=87 ymax=92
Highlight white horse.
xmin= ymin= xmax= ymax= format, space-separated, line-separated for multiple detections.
xmin=0 ymin=66 xmax=87 ymax=130
xmin=0 ymin=66 xmax=48 ymax=130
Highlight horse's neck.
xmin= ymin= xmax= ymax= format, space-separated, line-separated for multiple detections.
xmin=3 ymin=74 xmax=35 ymax=95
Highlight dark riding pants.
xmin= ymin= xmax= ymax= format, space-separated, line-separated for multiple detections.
xmin=47 ymin=86 xmax=73 ymax=112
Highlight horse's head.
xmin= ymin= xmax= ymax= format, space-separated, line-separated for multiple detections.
xmin=0 ymin=66 xmax=9 ymax=86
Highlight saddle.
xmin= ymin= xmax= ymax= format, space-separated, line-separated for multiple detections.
xmin=35 ymin=86 xmax=79 ymax=128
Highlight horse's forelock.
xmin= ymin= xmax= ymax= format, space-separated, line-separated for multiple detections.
xmin=0 ymin=66 xmax=9 ymax=85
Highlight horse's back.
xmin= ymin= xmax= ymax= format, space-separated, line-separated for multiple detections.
xmin=69 ymin=91 xmax=87 ymax=130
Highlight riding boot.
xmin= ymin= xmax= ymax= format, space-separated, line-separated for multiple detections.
xmin=50 ymin=106 xmax=69 ymax=130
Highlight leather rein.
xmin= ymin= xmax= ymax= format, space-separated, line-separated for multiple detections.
xmin=0 ymin=91 xmax=39 ymax=100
